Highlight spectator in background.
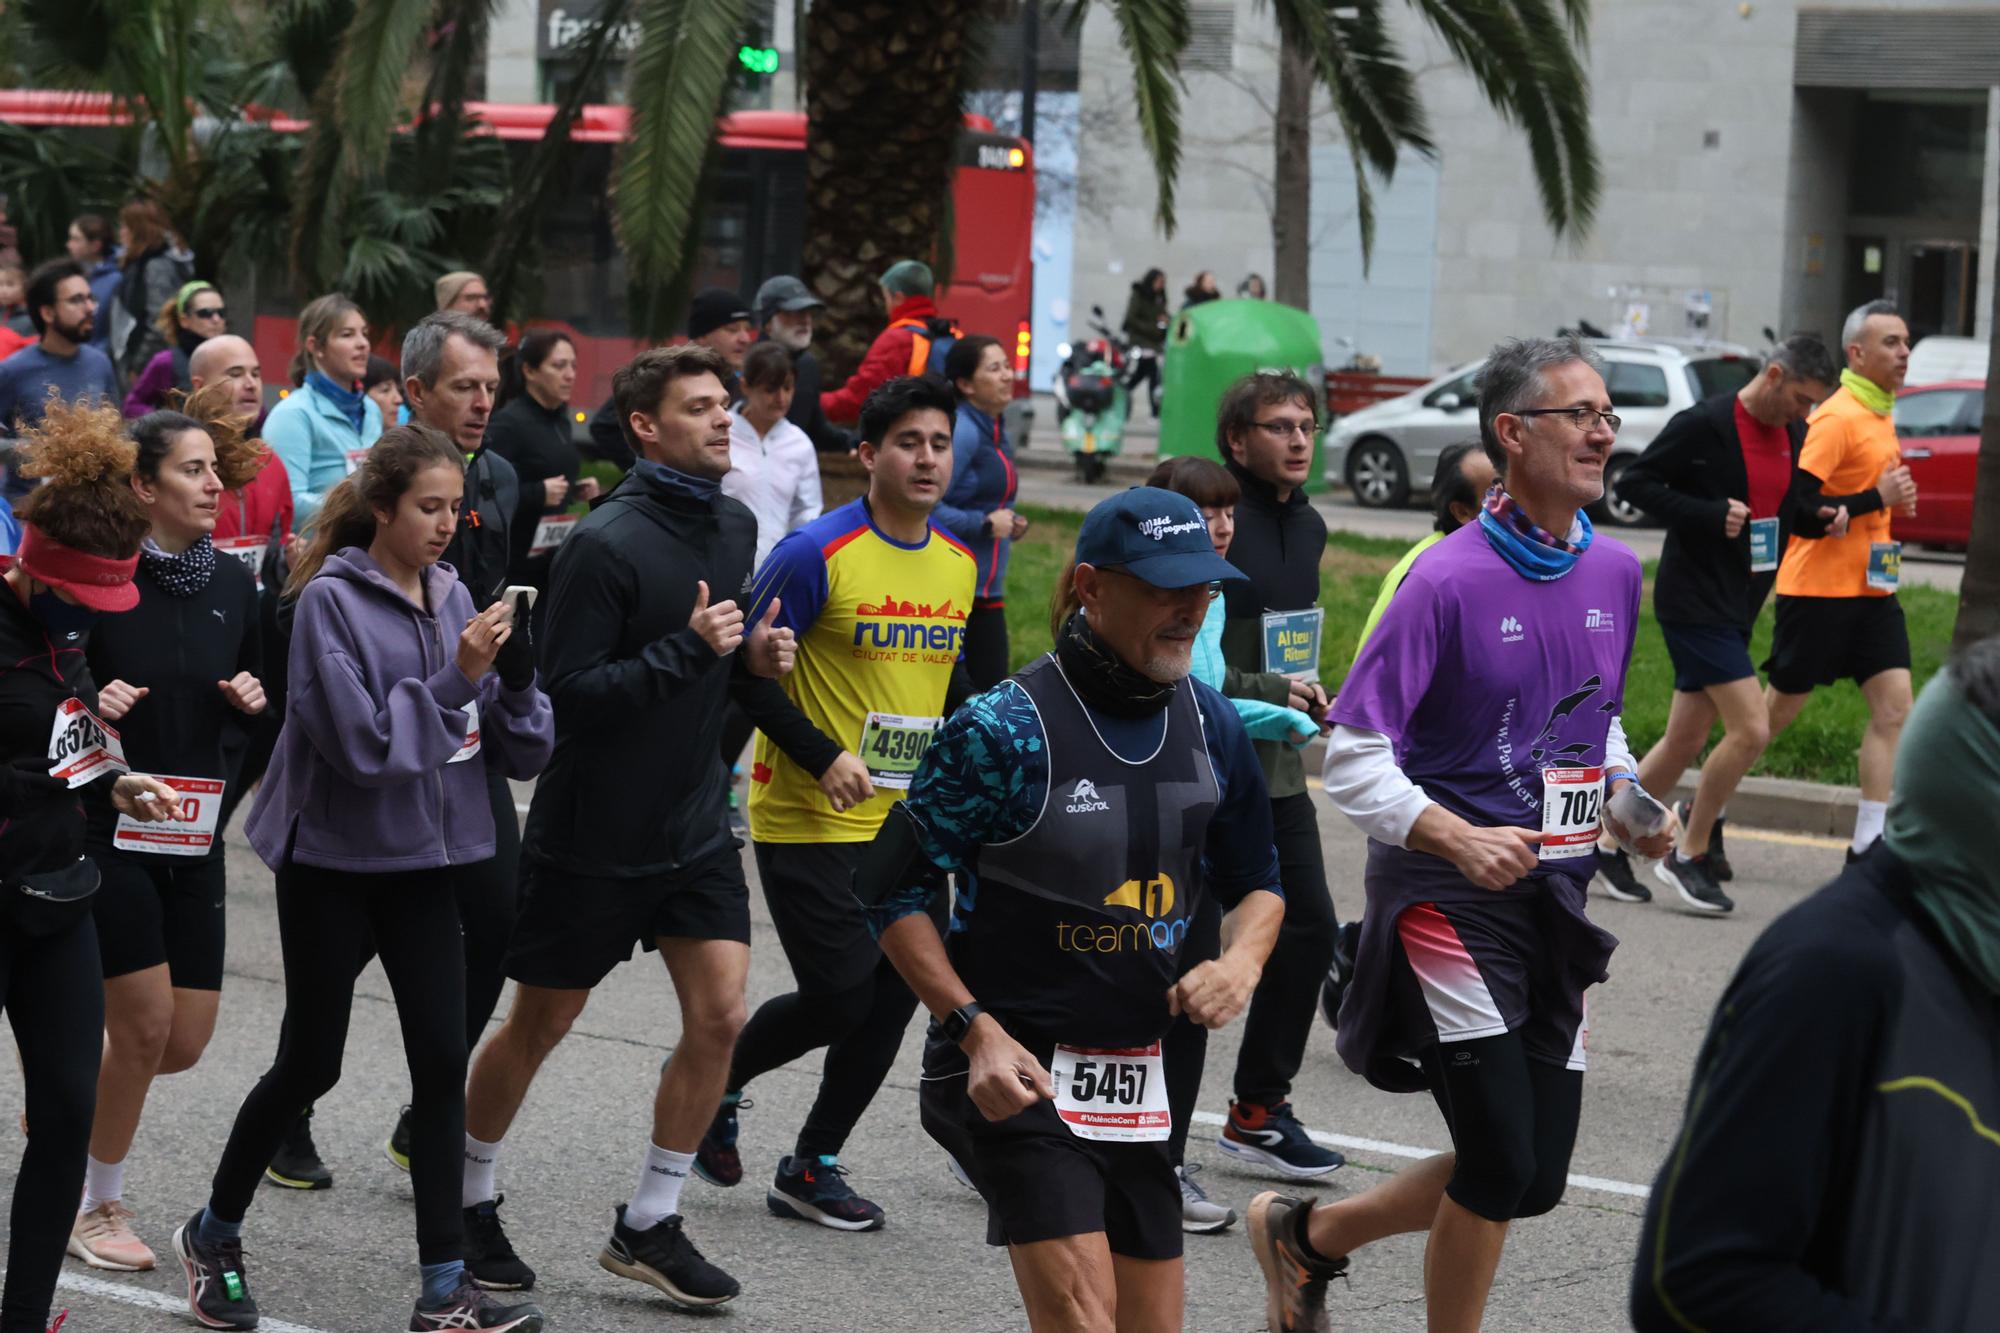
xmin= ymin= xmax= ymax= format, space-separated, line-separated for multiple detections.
xmin=1122 ymin=267 xmax=1170 ymax=419
xmin=934 ymin=334 xmax=1024 ymax=688
xmin=755 ymin=274 xmax=846 ymax=453
xmin=584 ymin=288 xmax=757 ymax=469
xmin=110 ymin=200 xmax=190 ymax=379
xmin=1183 ymin=270 xmax=1221 ymax=310
xmin=723 ymin=341 xmax=820 ymax=571
xmin=262 ymin=292 xmax=383 ymax=525
xmin=67 ymin=213 xmax=122 ymax=352
xmin=0 ymin=265 xmax=31 ymax=336
xmin=818 ymin=260 xmax=952 ymax=426
xmin=1353 ymin=441 xmax=1496 ymax=657
xmin=0 ymin=259 xmax=118 ymax=434
xmin=1237 ymin=273 xmax=1268 ymax=300
xmin=434 ymin=270 xmax=492 ymax=323
xmin=487 ymin=326 xmax=597 ymax=590
xmin=123 ymin=281 xmax=227 ymax=417
xmin=363 ymin=354 xmax=403 ymax=427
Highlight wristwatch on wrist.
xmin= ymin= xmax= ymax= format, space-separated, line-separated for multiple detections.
xmin=942 ymin=1001 xmax=986 ymax=1046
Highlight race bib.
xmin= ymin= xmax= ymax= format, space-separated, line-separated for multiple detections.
xmin=857 ymin=712 xmax=941 ymax=791
xmin=1261 ymin=607 xmax=1324 ymax=680
xmin=446 ymin=700 xmax=481 ymax=764
xmin=1540 ymin=765 xmax=1603 ymax=861
xmin=113 ymin=774 xmax=223 ymax=857
xmin=1867 ymin=541 xmax=1901 ymax=592
xmin=213 ymin=535 xmax=269 ymax=590
xmin=528 ymin=513 xmax=579 ymax=559
xmin=1747 ymin=517 xmax=1779 ymax=573
xmin=344 ymin=447 xmax=371 ymax=476
xmin=1051 ymin=1042 xmax=1170 ymax=1142
xmin=47 ymin=697 xmax=128 ymax=788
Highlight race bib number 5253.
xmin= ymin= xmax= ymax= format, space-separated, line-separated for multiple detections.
xmin=47 ymin=697 xmax=128 ymax=788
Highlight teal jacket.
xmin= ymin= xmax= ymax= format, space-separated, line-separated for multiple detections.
xmin=1194 ymin=604 xmax=1315 ymax=747
xmin=264 ymin=378 xmax=385 ymax=526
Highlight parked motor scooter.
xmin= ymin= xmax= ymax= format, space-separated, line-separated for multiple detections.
xmin=1052 ymin=306 xmax=1130 ymax=483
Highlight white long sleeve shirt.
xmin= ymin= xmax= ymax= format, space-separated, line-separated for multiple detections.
xmin=723 ymin=411 xmax=823 ymax=569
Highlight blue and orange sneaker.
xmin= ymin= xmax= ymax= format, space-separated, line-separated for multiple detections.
xmin=694 ymin=1094 xmax=749 ymax=1187
xmin=765 ymin=1154 xmax=885 ymax=1232
xmin=1219 ymin=1100 xmax=1346 ymax=1180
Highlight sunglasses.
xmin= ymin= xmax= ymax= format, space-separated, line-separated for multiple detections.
xmin=187 ymin=305 xmax=226 ymax=320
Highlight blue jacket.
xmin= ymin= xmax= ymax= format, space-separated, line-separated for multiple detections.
xmin=933 ymin=402 xmax=1018 ymax=604
xmin=264 ymin=378 xmax=385 ymax=526
xmin=1193 ymin=604 xmax=1315 ymax=746
xmin=84 ymin=257 xmax=121 ymax=351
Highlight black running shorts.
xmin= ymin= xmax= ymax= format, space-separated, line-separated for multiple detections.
xmin=505 ymin=850 xmax=750 ymax=991
xmin=91 ymin=851 xmax=228 ymax=990
xmin=919 ymin=1027 xmax=1182 ymax=1261
xmin=1763 ymin=594 xmax=1910 ymax=695
xmin=1657 ymin=620 xmax=1756 ymax=692
xmin=753 ymin=840 xmax=878 ymax=995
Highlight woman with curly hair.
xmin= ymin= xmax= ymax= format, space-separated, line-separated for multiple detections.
xmin=0 ymin=399 xmax=183 ymax=1333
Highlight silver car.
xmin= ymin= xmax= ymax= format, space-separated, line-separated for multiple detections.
xmin=1324 ymin=339 xmax=1761 ymax=526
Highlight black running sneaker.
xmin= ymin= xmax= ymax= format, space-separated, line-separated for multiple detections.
xmin=463 ymin=1195 xmax=536 ymax=1291
xmin=1654 ymin=849 xmax=1734 ymax=914
xmin=598 ymin=1205 xmax=740 ymax=1307
xmin=263 ymin=1107 xmax=331 ymax=1191
xmin=171 ymin=1211 xmax=259 ymax=1331
xmin=766 ymin=1154 xmax=886 ymax=1231
xmin=1317 ymin=921 xmax=1360 ymax=1031
xmin=1596 ymin=845 xmax=1652 ymax=903
xmin=1675 ymin=802 xmax=1734 ymax=882
xmin=694 ymin=1094 xmax=750 ymax=1187
xmin=1248 ymin=1191 xmax=1348 ymax=1333
xmin=1218 ymin=1100 xmax=1345 ymax=1180
xmin=409 ymin=1280 xmax=544 ymax=1331
xmin=385 ymin=1104 xmax=412 ymax=1173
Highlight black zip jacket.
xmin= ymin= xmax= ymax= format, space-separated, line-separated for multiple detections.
xmin=485 ymin=394 xmax=580 ymax=588
xmin=82 ymin=556 xmax=259 ymax=859
xmin=442 ymin=446 xmax=521 ymax=610
xmin=524 ymin=464 xmax=840 ymax=879
xmin=1217 ymin=458 xmax=1325 ymax=797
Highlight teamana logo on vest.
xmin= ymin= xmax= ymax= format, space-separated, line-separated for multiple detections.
xmin=1584 ymin=608 xmax=1615 ymax=632
xmin=1065 ymin=779 xmax=1111 ymax=813
xmin=1499 ymin=616 xmax=1525 ymax=643
xmin=1057 ymin=874 xmax=1187 ymax=953
xmin=850 ymin=591 xmax=969 ymax=654
xmin=1136 ymin=514 xmax=1204 ymax=540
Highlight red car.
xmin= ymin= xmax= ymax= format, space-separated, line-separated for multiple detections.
xmin=1894 ymin=379 xmax=1983 ymax=549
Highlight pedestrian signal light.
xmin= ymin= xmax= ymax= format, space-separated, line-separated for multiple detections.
xmin=738 ymin=45 xmax=779 ymax=76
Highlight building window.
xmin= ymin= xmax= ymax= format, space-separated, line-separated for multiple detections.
xmin=1185 ymin=5 xmax=1236 ymax=73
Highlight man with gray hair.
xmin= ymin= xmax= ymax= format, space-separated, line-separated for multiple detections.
xmin=1260 ymin=335 xmax=1677 ymax=1332
xmin=1766 ymin=301 xmax=1917 ymax=862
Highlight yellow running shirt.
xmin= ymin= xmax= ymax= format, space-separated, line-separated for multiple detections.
xmin=745 ymin=497 xmax=976 ymax=843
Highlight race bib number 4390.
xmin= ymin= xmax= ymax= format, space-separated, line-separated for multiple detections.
xmin=47 ymin=697 xmax=128 ymax=788
xmin=1050 ymin=1042 xmax=1170 ymax=1142
xmin=857 ymin=712 xmax=940 ymax=791
xmin=1540 ymin=765 xmax=1603 ymax=861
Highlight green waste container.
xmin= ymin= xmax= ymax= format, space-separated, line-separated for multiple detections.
xmin=1158 ymin=299 xmax=1327 ymax=492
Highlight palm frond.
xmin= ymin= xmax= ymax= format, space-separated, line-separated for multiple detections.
xmin=1275 ymin=0 xmax=1431 ymax=179
xmin=288 ymin=74 xmax=352 ymax=292
xmin=415 ymin=0 xmax=499 ymax=182
xmin=329 ymin=0 xmax=430 ymax=180
xmin=615 ymin=0 xmax=748 ymax=337
xmin=270 ymin=0 xmax=359 ymax=103
xmin=0 ymin=119 xmax=135 ymax=260
xmin=1104 ymin=0 xmax=1190 ymax=235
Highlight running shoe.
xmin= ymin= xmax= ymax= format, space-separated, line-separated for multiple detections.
xmin=1177 ymin=1164 xmax=1235 ymax=1234
xmin=264 ymin=1106 xmax=331 ymax=1191
xmin=463 ymin=1195 xmax=536 ymax=1291
xmin=1218 ymin=1101 xmax=1345 ymax=1180
xmin=766 ymin=1154 xmax=886 ymax=1231
xmin=1675 ymin=802 xmax=1734 ymax=882
xmin=409 ymin=1280 xmax=544 ymax=1331
xmin=1655 ymin=848 xmax=1734 ymax=914
xmin=694 ymin=1094 xmax=750 ymax=1187
xmin=597 ymin=1205 xmax=740 ymax=1307
xmin=1247 ymin=1191 xmax=1348 ymax=1333
xmin=45 ymin=1311 xmax=66 ymax=1332
xmin=171 ymin=1211 xmax=259 ymax=1331
xmin=1317 ymin=921 xmax=1360 ymax=1031
xmin=385 ymin=1104 xmax=412 ymax=1173
xmin=68 ymin=1199 xmax=156 ymax=1271
xmin=1847 ymin=840 xmax=1878 ymax=865
xmin=1595 ymin=845 xmax=1652 ymax=903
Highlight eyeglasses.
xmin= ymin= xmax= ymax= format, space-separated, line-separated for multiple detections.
xmin=188 ymin=305 xmax=226 ymax=320
xmin=1252 ymin=419 xmax=1318 ymax=440
xmin=1099 ymin=566 xmax=1224 ymax=601
xmin=1514 ymin=407 xmax=1621 ymax=434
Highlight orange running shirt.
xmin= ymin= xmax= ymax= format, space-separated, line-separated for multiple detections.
xmin=1774 ymin=386 xmax=1901 ymax=599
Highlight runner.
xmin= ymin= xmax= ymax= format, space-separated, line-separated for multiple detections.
xmin=1601 ymin=335 xmax=1837 ymax=911
xmin=1764 ymin=301 xmax=1917 ymax=861
xmin=459 ymin=345 xmax=798 ymax=1307
xmin=1261 ymin=337 xmax=1674 ymax=1333
xmin=0 ymin=401 xmax=181 ymax=1333
xmin=263 ymin=292 xmax=384 ymax=526
xmin=486 ymin=328 xmax=598 ymax=595
xmin=696 ymin=374 xmax=972 ymax=1232
xmin=854 ymin=485 xmax=1286 ymax=1329
xmin=66 ymin=410 xmax=265 ymax=1275
xmin=175 ymin=424 xmax=552 ymax=1333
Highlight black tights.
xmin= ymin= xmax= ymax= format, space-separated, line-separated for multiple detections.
xmin=0 ymin=911 xmax=102 ymax=1333
xmin=208 ymin=861 xmax=468 ymax=1264
xmin=1420 ymin=1033 xmax=1582 ymax=1222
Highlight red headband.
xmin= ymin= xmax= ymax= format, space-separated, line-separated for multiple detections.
xmin=16 ymin=524 xmax=139 ymax=611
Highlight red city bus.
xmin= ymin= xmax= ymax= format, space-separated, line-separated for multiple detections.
xmin=0 ymin=92 xmax=1036 ymax=411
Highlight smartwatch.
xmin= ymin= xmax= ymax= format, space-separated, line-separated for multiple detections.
xmin=941 ymin=1001 xmax=987 ymax=1046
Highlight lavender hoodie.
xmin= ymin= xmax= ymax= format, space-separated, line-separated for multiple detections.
xmin=246 ymin=548 xmax=554 ymax=872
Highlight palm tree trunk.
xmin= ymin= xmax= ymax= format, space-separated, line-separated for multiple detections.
xmin=800 ymin=0 xmax=981 ymax=382
xmin=1953 ymin=254 xmax=2000 ymax=649
xmin=1271 ymin=41 xmax=1313 ymax=310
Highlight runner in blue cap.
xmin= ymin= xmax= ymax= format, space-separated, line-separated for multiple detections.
xmin=853 ymin=485 xmax=1287 ymax=1329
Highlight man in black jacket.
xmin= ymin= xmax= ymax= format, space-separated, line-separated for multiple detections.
xmin=754 ymin=274 xmax=848 ymax=454
xmin=1607 ymin=336 xmax=1835 ymax=911
xmin=460 ymin=345 xmax=814 ymax=1307
xmin=1212 ymin=371 xmax=1345 ymax=1178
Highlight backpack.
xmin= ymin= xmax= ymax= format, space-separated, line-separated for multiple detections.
xmin=892 ymin=316 xmax=961 ymax=378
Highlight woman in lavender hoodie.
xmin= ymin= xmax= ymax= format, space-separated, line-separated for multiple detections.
xmin=172 ymin=425 xmax=553 ymax=1333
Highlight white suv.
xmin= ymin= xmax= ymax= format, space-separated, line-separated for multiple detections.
xmin=1324 ymin=339 xmax=1760 ymax=526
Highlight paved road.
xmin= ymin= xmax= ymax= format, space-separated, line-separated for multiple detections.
xmin=7 ymin=801 xmax=1858 ymax=1332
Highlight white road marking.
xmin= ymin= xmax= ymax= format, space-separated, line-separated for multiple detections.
xmin=1189 ymin=1110 xmax=1652 ymax=1200
xmin=51 ymin=1269 xmax=331 ymax=1333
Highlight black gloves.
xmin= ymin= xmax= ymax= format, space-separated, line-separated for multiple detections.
xmin=494 ymin=591 xmax=537 ymax=691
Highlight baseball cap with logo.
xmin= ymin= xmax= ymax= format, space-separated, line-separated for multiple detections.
xmin=1074 ymin=487 xmax=1243 ymax=589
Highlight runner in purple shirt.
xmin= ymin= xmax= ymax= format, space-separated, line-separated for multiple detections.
xmin=1246 ymin=336 xmax=1680 ymax=1333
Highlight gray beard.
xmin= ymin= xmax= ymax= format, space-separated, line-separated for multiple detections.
xmin=770 ymin=327 xmax=811 ymax=353
xmin=1141 ymin=653 xmax=1193 ymax=685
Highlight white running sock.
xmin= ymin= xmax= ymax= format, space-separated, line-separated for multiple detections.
xmin=1852 ymin=799 xmax=1888 ymax=854
xmin=625 ymin=1143 xmax=694 ymax=1233
xmin=81 ymin=1155 xmax=124 ymax=1213
xmin=463 ymin=1133 xmax=503 ymax=1208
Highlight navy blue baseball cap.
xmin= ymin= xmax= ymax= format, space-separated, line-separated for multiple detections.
xmin=1075 ymin=487 xmax=1244 ymax=588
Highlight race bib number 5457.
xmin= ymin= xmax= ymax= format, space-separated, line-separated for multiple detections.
xmin=1050 ymin=1042 xmax=1170 ymax=1142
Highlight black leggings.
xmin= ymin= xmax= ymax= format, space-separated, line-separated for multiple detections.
xmin=1420 ymin=1032 xmax=1582 ymax=1223
xmin=1235 ymin=791 xmax=1339 ymax=1106
xmin=961 ymin=603 xmax=1011 ymax=692
xmin=0 ymin=909 xmax=102 ymax=1333
xmin=208 ymin=860 xmax=468 ymax=1264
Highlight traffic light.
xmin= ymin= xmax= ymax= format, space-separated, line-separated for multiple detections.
xmin=737 ymin=44 xmax=779 ymax=76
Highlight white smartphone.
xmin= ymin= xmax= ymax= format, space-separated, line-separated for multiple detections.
xmin=501 ymin=584 xmax=539 ymax=611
